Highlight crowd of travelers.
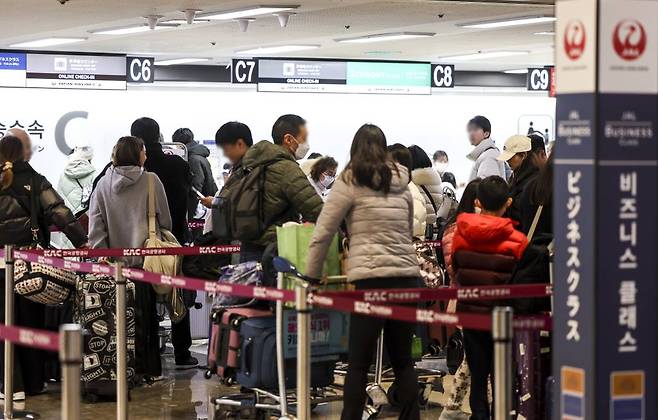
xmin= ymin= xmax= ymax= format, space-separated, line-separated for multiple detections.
xmin=0 ymin=113 xmax=553 ymax=419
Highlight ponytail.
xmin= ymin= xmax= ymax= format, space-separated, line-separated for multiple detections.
xmin=1 ymin=161 xmax=13 ymax=190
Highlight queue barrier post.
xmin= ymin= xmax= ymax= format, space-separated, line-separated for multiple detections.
xmin=295 ymin=282 xmax=311 ymax=420
xmin=2 ymin=245 xmax=40 ymax=420
xmin=492 ymin=306 xmax=514 ymax=420
xmin=114 ymin=262 xmax=128 ymax=420
xmin=276 ymin=274 xmax=291 ymax=418
xmin=60 ymin=324 xmax=82 ymax=420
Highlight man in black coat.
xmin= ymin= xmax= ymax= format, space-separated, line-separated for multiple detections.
xmin=131 ymin=117 xmax=198 ymax=368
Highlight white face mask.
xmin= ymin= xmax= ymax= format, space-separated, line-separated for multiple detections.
xmin=434 ymin=162 xmax=449 ymax=173
xmin=294 ymin=139 xmax=310 ymax=160
xmin=320 ymin=174 xmax=335 ymax=189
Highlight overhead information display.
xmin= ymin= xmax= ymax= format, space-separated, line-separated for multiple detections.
xmin=25 ymin=53 xmax=126 ymax=90
xmin=0 ymin=52 xmax=27 ymax=87
xmin=257 ymin=59 xmax=431 ymax=95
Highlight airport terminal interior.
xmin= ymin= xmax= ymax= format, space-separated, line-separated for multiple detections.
xmin=0 ymin=0 xmax=656 ymax=419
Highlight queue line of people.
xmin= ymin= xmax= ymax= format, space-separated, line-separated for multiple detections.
xmin=0 ymin=113 xmax=553 ymax=420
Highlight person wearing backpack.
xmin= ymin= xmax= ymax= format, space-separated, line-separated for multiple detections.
xmin=235 ymin=114 xmax=323 ymax=262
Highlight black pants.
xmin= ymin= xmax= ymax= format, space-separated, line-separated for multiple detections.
xmin=134 ymin=282 xmax=162 ymax=378
xmin=341 ymin=277 xmax=421 ymax=420
xmin=0 ymin=271 xmax=46 ymax=395
xmin=171 ymin=311 xmax=192 ymax=362
xmin=463 ymin=329 xmax=494 ymax=420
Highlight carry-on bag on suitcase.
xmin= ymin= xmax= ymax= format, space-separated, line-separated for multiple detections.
xmin=76 ymin=273 xmax=136 ymax=402
xmin=206 ymin=307 xmax=272 ymax=383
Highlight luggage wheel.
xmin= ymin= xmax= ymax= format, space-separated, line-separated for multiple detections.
xmin=204 ymin=369 xmax=213 ymax=380
xmin=362 ymin=404 xmax=381 ymax=420
xmin=83 ymin=392 xmax=99 ymax=403
xmin=366 ymin=383 xmax=388 ymax=407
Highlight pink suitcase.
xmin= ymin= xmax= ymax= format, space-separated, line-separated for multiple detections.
xmin=206 ymin=307 xmax=271 ymax=384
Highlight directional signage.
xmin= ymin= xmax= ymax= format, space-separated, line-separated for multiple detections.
xmin=527 ymin=67 xmax=554 ymax=92
xmin=126 ymin=57 xmax=154 ymax=83
xmin=431 ymin=64 xmax=455 ymax=88
xmin=0 ymin=52 xmax=27 ymax=87
xmin=26 ymin=53 xmax=126 ymax=90
xmin=258 ymin=59 xmax=431 ymax=95
xmin=231 ymin=58 xmax=258 ymax=84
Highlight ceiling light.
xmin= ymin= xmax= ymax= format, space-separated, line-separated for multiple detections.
xmin=504 ymin=69 xmax=529 ymax=74
xmin=440 ymin=51 xmax=529 ymax=61
xmin=164 ymin=19 xmax=211 ymax=25
xmin=9 ymin=37 xmax=86 ymax=48
xmin=534 ymin=31 xmax=555 ymax=36
xmin=91 ymin=24 xmax=177 ymax=35
xmin=155 ymin=58 xmax=211 ymax=66
xmin=236 ymin=44 xmax=320 ymax=55
xmin=459 ymin=16 xmax=556 ymax=29
xmin=336 ymin=32 xmax=436 ymax=44
xmin=202 ymin=5 xmax=298 ymax=20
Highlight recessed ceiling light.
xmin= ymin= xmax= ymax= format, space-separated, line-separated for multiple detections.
xmin=9 ymin=37 xmax=87 ymax=48
xmin=459 ymin=16 xmax=556 ymax=29
xmin=155 ymin=57 xmax=211 ymax=66
xmin=440 ymin=51 xmax=529 ymax=61
xmin=91 ymin=24 xmax=178 ymax=35
xmin=336 ymin=32 xmax=436 ymax=44
xmin=503 ymin=69 xmax=529 ymax=74
xmin=236 ymin=44 xmax=320 ymax=55
xmin=201 ymin=5 xmax=299 ymax=20
xmin=534 ymin=31 xmax=556 ymax=36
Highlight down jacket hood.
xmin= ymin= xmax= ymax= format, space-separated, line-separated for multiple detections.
xmin=186 ymin=141 xmax=211 ymax=158
xmin=64 ymin=158 xmax=95 ymax=179
xmin=242 ymin=140 xmax=295 ymax=169
xmin=108 ymin=166 xmax=144 ymax=194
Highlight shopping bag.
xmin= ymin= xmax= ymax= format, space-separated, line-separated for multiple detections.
xmin=276 ymin=223 xmax=341 ymax=277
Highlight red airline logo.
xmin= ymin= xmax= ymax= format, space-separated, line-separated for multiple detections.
xmin=613 ymin=19 xmax=647 ymax=61
xmin=564 ymin=20 xmax=586 ymax=60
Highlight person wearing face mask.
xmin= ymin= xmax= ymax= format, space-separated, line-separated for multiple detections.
xmin=497 ymin=135 xmax=537 ymax=229
xmin=432 ymin=150 xmax=457 ymax=188
xmin=308 ymin=156 xmax=338 ymax=201
xmin=466 ymin=116 xmax=506 ymax=182
xmin=238 ymin=114 xmax=323 ymax=262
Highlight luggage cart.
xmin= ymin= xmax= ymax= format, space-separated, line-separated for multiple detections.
xmin=209 ymin=272 xmax=347 ymax=419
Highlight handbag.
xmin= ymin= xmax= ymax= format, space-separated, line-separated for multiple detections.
xmin=142 ymin=173 xmax=183 ymax=295
xmin=414 ymin=240 xmax=445 ymax=288
xmin=141 ymin=173 xmax=186 ymax=323
xmin=13 ymin=178 xmax=78 ymax=305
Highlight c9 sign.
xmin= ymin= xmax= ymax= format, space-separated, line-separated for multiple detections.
xmin=527 ymin=67 xmax=553 ymax=91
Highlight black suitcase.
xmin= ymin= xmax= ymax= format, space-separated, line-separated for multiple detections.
xmin=76 ymin=274 xmax=136 ymax=402
xmin=236 ymin=316 xmax=335 ymax=390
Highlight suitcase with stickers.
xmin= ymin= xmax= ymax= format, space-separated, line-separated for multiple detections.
xmin=76 ymin=273 xmax=136 ymax=402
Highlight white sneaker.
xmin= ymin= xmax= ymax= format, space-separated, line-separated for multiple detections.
xmin=0 ymin=391 xmax=26 ymax=401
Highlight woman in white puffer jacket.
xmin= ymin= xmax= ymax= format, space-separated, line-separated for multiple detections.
xmin=388 ymin=144 xmax=428 ymax=238
xmin=57 ymin=146 xmax=96 ymax=214
xmin=408 ymin=145 xmax=443 ymax=235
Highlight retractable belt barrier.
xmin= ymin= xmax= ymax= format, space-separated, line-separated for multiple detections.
xmin=14 ymin=249 xmax=552 ymax=332
xmin=0 ymin=324 xmax=59 ymax=352
xmin=27 ymin=239 xmax=444 ymax=258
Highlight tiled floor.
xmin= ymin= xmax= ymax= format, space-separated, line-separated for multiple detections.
xmin=1 ymin=347 xmax=464 ymax=419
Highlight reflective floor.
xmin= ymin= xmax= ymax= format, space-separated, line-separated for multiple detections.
xmin=2 ymin=345 xmax=461 ymax=419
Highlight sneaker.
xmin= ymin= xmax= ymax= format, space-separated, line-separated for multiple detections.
xmin=175 ymin=355 xmax=199 ymax=370
xmin=0 ymin=391 xmax=26 ymax=401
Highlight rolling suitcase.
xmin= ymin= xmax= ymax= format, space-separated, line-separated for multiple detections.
xmin=206 ymin=307 xmax=271 ymax=384
xmin=514 ymin=329 xmax=551 ymax=418
xmin=76 ymin=274 xmax=136 ymax=402
xmin=236 ymin=316 xmax=336 ymax=391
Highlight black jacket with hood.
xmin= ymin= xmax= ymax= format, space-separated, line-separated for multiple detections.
xmin=186 ymin=141 xmax=218 ymax=218
xmin=0 ymin=162 xmax=87 ymax=248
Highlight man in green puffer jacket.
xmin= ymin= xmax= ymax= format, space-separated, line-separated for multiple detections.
xmin=239 ymin=114 xmax=323 ymax=262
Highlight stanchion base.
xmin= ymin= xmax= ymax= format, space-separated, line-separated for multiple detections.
xmin=0 ymin=410 xmax=40 ymax=419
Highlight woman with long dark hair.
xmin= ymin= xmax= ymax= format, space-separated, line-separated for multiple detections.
xmin=307 ymin=124 xmax=421 ymax=420
xmin=0 ymin=134 xmax=86 ymax=400
xmin=520 ymin=151 xmax=553 ymax=236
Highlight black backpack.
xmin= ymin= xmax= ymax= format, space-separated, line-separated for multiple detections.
xmin=212 ymin=164 xmax=271 ymax=242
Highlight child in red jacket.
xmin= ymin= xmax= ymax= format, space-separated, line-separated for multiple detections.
xmin=451 ymin=175 xmax=528 ymax=420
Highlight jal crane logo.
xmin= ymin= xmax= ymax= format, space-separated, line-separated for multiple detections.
xmin=613 ymin=19 xmax=647 ymax=61
xmin=564 ymin=20 xmax=586 ymax=60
